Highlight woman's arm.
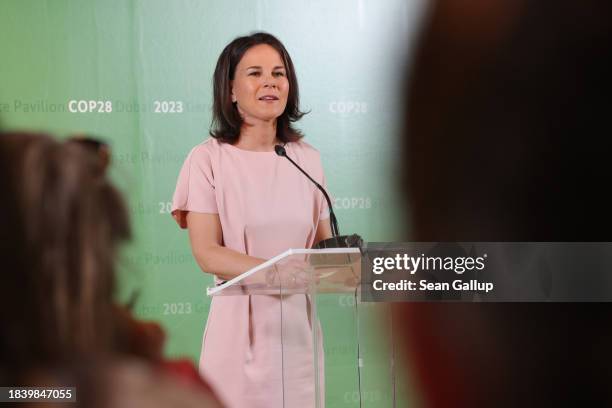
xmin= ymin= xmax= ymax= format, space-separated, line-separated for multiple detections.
xmin=313 ymin=217 xmax=333 ymax=247
xmin=186 ymin=212 xmax=265 ymax=281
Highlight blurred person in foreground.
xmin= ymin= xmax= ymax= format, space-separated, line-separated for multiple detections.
xmin=400 ymin=0 xmax=612 ymax=407
xmin=0 ymin=132 xmax=221 ymax=407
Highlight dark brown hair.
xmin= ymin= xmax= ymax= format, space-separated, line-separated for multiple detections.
xmin=0 ymin=132 xmax=130 ymax=367
xmin=210 ymin=32 xmax=306 ymax=144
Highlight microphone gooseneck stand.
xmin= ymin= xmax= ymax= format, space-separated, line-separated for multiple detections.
xmin=274 ymin=144 xmax=362 ymax=249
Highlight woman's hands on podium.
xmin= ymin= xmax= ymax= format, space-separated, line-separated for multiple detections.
xmin=265 ymin=258 xmax=319 ymax=290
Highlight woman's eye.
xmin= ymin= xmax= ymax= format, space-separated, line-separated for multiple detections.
xmin=248 ymin=72 xmax=261 ymax=76
xmin=274 ymin=72 xmax=285 ymax=77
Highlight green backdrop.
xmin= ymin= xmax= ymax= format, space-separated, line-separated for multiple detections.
xmin=1 ymin=1 xmax=427 ymax=406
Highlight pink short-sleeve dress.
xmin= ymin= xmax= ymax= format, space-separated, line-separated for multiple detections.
xmin=171 ymin=138 xmax=329 ymax=408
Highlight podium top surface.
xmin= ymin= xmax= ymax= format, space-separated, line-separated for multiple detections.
xmin=207 ymin=247 xmax=361 ymax=296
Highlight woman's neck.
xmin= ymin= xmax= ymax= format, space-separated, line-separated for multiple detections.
xmin=235 ymin=119 xmax=279 ymax=152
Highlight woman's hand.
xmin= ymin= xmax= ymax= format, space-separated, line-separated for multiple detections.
xmin=265 ymin=258 xmax=319 ymax=289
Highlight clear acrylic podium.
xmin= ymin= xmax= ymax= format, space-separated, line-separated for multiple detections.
xmin=207 ymin=248 xmax=399 ymax=408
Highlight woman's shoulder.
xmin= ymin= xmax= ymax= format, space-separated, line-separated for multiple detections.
xmin=184 ymin=138 xmax=221 ymax=162
xmin=287 ymin=139 xmax=321 ymax=160
xmin=191 ymin=137 xmax=221 ymax=152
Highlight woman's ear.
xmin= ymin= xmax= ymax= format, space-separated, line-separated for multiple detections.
xmin=230 ymin=81 xmax=236 ymax=103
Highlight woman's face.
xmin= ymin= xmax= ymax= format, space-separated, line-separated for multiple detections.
xmin=231 ymin=44 xmax=289 ymax=124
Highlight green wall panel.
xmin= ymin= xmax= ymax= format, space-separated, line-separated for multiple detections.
xmin=1 ymin=1 xmax=427 ymax=406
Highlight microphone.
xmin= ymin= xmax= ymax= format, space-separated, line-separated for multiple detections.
xmin=275 ymin=144 xmax=362 ymax=249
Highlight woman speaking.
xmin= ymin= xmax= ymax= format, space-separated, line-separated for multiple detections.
xmin=171 ymin=32 xmax=332 ymax=407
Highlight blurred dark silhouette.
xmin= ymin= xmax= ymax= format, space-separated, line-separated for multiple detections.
xmin=406 ymin=0 xmax=612 ymax=242
xmin=400 ymin=0 xmax=612 ymax=407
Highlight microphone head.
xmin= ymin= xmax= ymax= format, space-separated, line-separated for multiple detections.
xmin=314 ymin=234 xmax=363 ymax=249
xmin=274 ymin=144 xmax=286 ymax=157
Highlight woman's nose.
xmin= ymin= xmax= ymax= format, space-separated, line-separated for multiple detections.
xmin=263 ymin=74 xmax=278 ymax=88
